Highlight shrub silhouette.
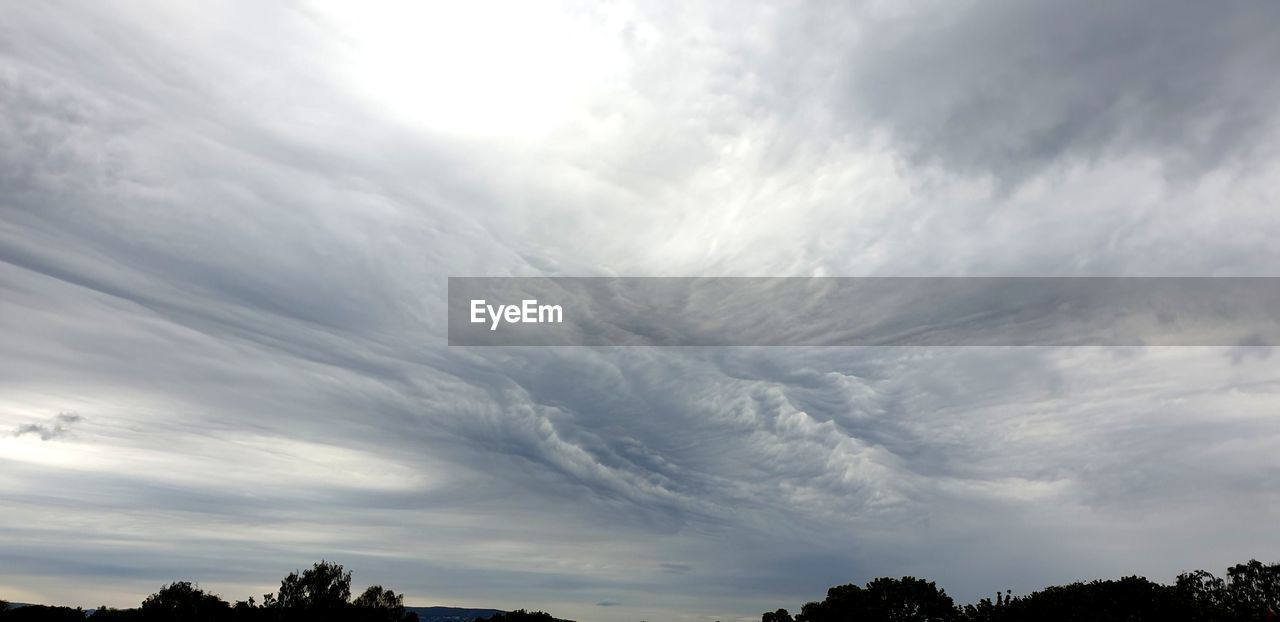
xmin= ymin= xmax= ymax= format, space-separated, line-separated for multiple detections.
xmin=140 ymin=582 xmax=230 ymax=622
xmin=765 ymin=559 xmax=1280 ymax=622
xmin=475 ymin=610 xmax=567 ymax=622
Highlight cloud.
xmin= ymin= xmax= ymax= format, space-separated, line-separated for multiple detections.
xmin=831 ymin=0 xmax=1280 ymax=183
xmin=1 ymin=2 xmax=1279 ymax=622
xmin=12 ymin=412 xmax=82 ymax=441
xmin=660 ymin=563 xmax=692 ymax=575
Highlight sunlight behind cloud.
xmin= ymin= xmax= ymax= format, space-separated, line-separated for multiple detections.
xmin=310 ymin=0 xmax=631 ymax=139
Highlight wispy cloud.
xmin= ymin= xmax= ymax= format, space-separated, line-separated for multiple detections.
xmin=11 ymin=412 xmax=82 ymax=441
xmin=1 ymin=2 xmax=1279 ymax=622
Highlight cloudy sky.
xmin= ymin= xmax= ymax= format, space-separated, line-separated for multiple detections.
xmin=2 ymin=1 xmax=1280 ymax=620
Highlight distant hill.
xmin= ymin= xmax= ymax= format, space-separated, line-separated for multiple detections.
xmin=406 ymin=606 xmax=505 ymax=622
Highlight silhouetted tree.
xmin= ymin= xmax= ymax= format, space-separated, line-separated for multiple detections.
xmin=274 ymin=560 xmax=351 ymax=611
xmin=353 ymin=585 xmax=407 ymax=622
xmin=2 ymin=605 xmax=86 ymax=621
xmin=766 ymin=564 xmax=1280 ymax=622
xmin=761 ymin=608 xmax=793 ymax=622
xmin=477 ymin=610 xmax=569 ymax=622
xmin=1176 ymin=569 xmax=1230 ymax=622
xmin=794 ymin=577 xmax=958 ymax=622
xmin=1225 ymin=559 xmax=1280 ymax=620
xmin=89 ymin=605 xmax=144 ymax=621
xmin=141 ymin=582 xmax=231 ymax=622
xmin=959 ymin=597 xmax=996 ymax=622
xmin=994 ymin=576 xmax=1178 ymax=621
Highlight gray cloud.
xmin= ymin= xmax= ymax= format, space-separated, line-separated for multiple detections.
xmin=1 ymin=2 xmax=1279 ymax=622
xmin=12 ymin=412 xmax=82 ymax=441
xmin=833 ymin=0 xmax=1280 ymax=183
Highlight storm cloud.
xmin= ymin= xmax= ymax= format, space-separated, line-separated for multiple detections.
xmin=2 ymin=2 xmax=1279 ymax=622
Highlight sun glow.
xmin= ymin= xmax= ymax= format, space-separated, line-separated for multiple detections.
xmin=310 ymin=0 xmax=631 ymax=139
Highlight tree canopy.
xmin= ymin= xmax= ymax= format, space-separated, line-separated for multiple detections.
xmin=766 ymin=559 xmax=1280 ymax=622
xmin=0 ymin=561 xmax=424 ymax=622
xmin=475 ymin=610 xmax=565 ymax=622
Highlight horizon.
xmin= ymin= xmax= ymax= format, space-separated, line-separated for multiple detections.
xmin=4 ymin=557 xmax=1278 ymax=621
xmin=3 ymin=1 xmax=1280 ymax=621
xmin=6 ymin=556 xmax=1277 ymax=615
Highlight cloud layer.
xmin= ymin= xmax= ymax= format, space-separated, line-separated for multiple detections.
xmin=2 ymin=2 xmax=1279 ymax=621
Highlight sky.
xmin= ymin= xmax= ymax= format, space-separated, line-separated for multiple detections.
xmin=2 ymin=1 xmax=1280 ymax=621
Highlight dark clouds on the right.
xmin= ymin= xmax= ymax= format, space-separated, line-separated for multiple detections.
xmin=831 ymin=0 xmax=1280 ymax=182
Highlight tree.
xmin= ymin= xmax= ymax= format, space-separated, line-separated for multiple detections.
xmin=477 ymin=611 xmax=567 ymax=622
xmin=959 ymin=597 xmax=997 ymax=622
xmin=2 ymin=605 xmax=87 ymax=621
xmin=354 ymin=585 xmax=402 ymax=609
xmin=795 ymin=582 xmax=866 ymax=622
xmin=1175 ymin=569 xmax=1229 ymax=622
xmin=762 ymin=608 xmax=794 ymax=622
xmin=141 ymin=582 xmax=231 ymax=622
xmin=274 ymin=560 xmax=352 ymax=611
xmin=792 ymin=577 xmax=958 ymax=622
xmin=1226 ymin=559 xmax=1280 ymax=620
xmin=89 ymin=606 xmax=145 ymax=621
xmin=353 ymin=585 xmax=406 ymax=622
xmin=863 ymin=577 xmax=958 ymax=621
xmin=974 ymin=576 xmax=1178 ymax=622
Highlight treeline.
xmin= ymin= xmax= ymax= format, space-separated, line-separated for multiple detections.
xmin=6 ymin=558 xmax=1277 ymax=621
xmin=0 ymin=561 xmax=564 ymax=622
xmin=763 ymin=558 xmax=1280 ymax=622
